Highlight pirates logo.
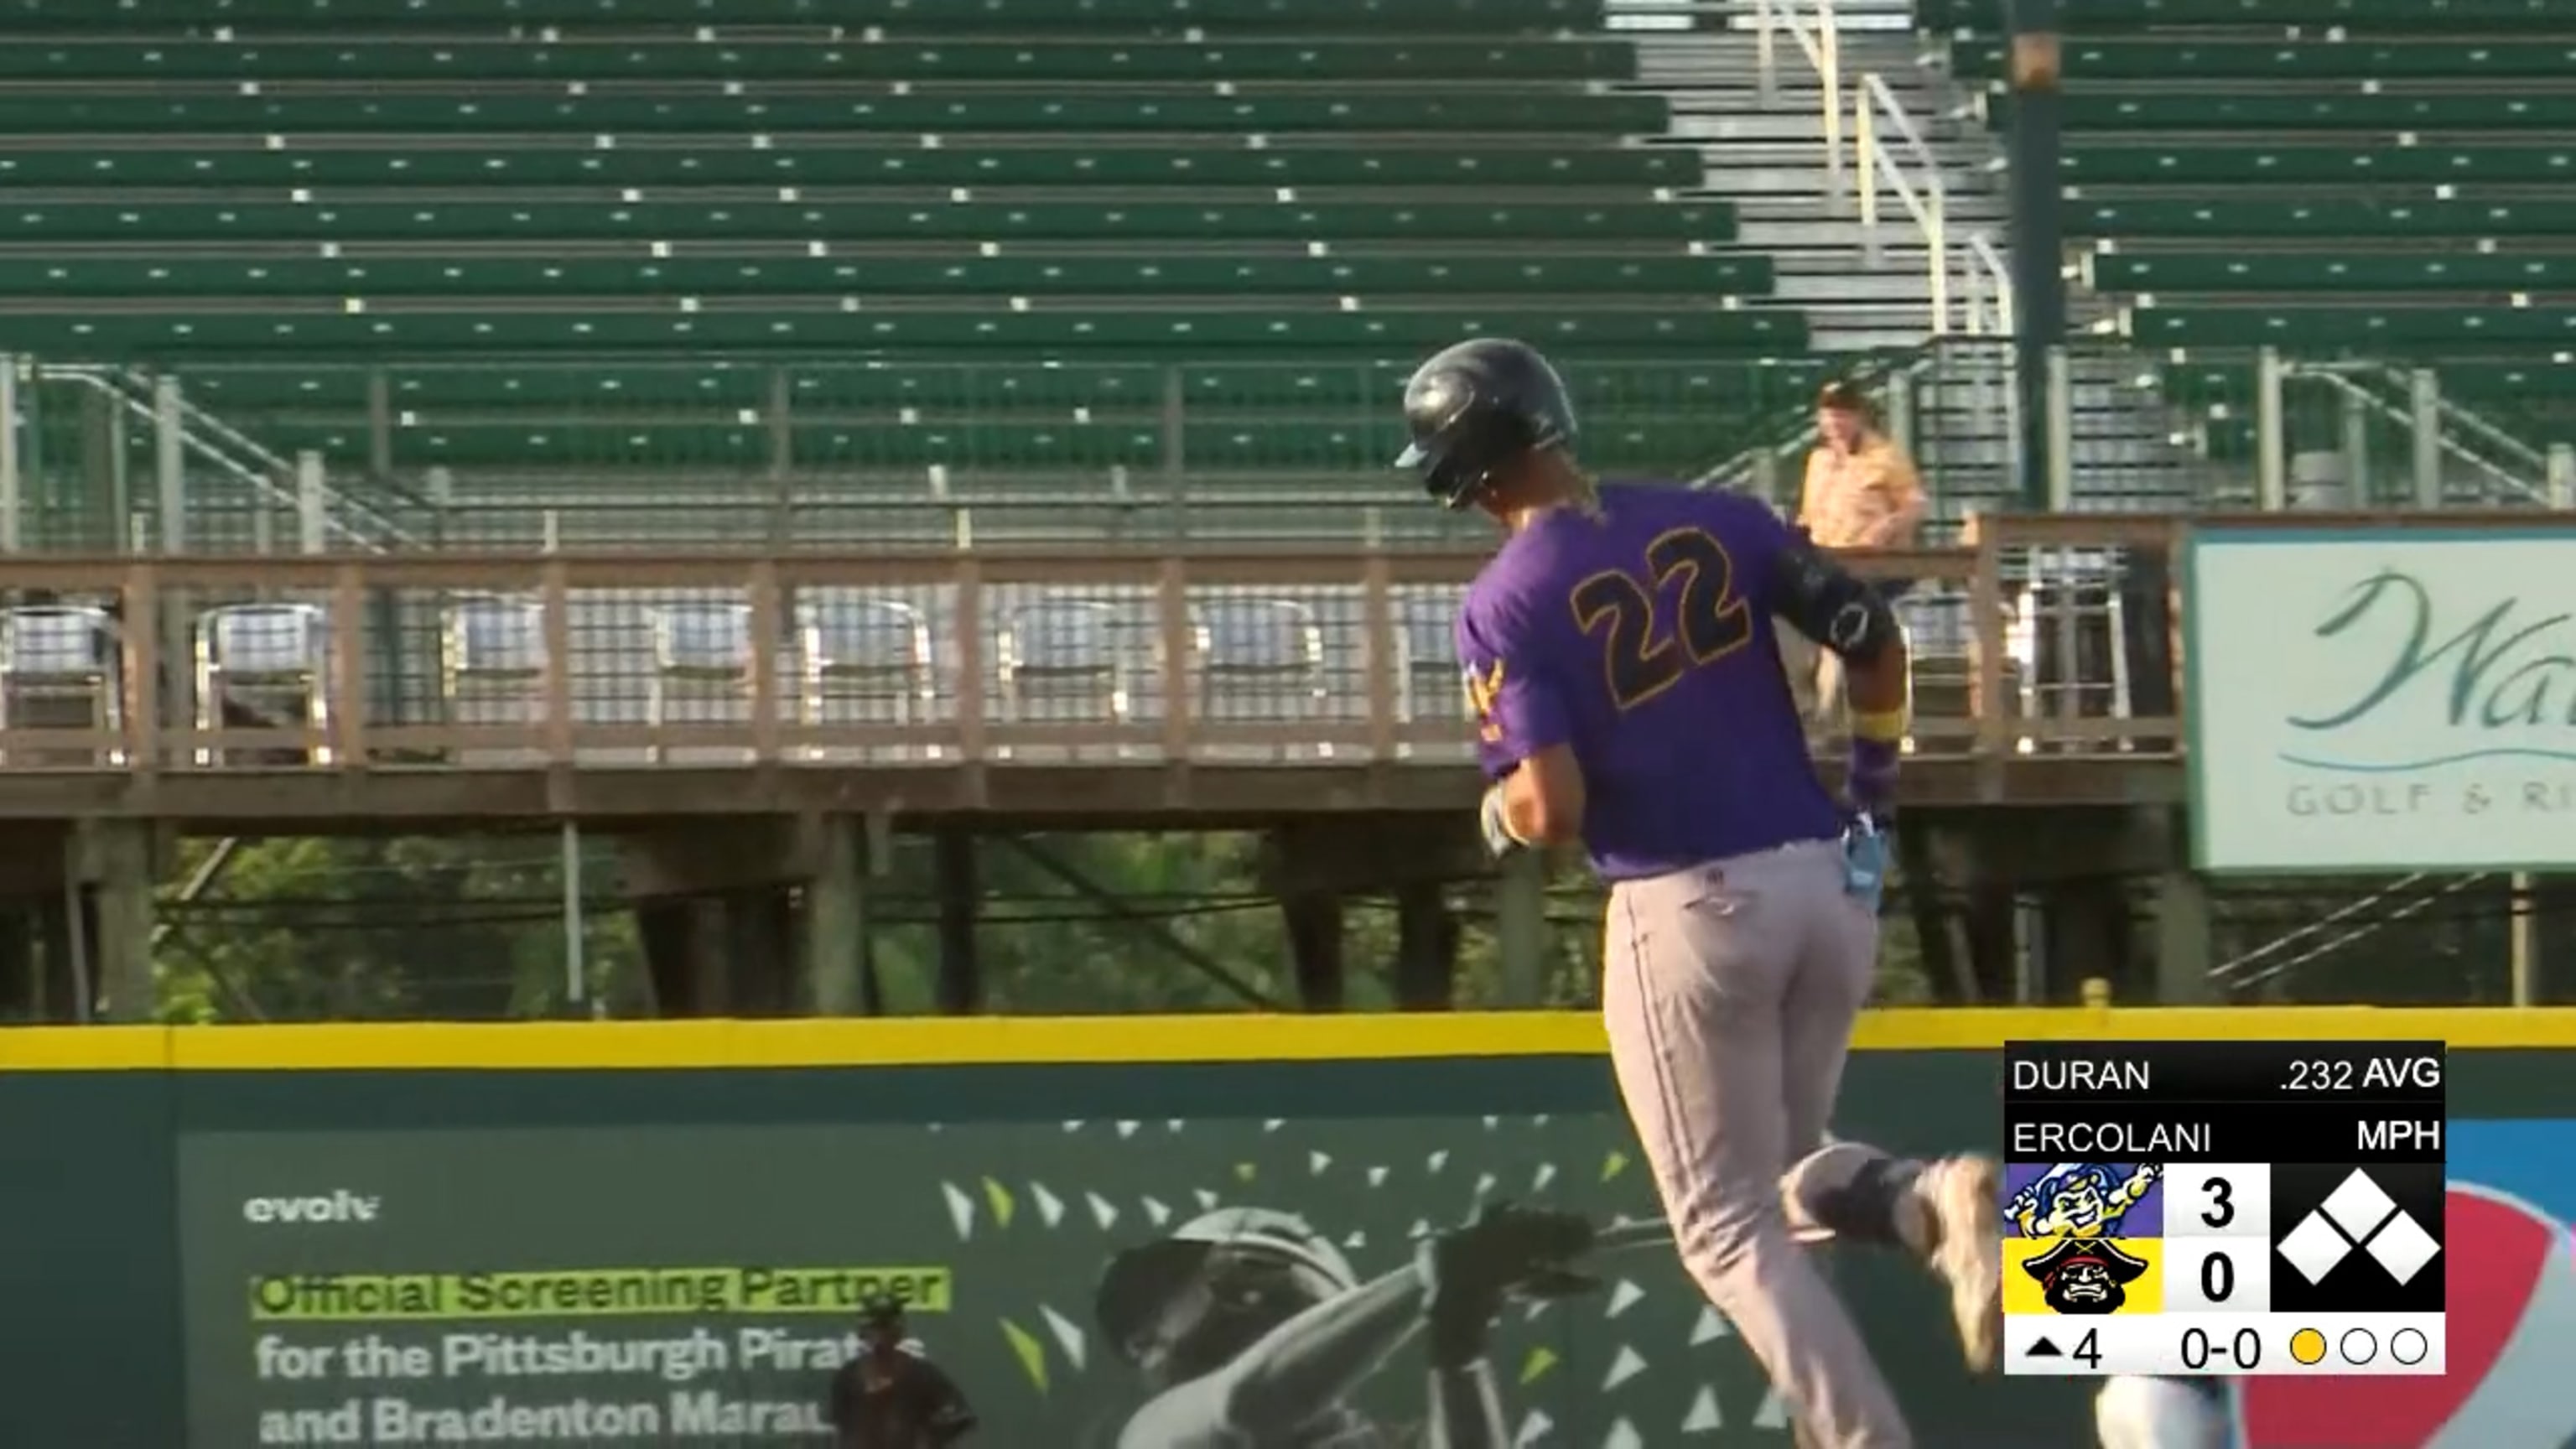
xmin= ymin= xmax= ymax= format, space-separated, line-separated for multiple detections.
xmin=2023 ymin=1236 xmax=2152 ymax=1316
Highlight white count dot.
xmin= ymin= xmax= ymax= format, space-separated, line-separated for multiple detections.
xmin=2392 ymin=1327 xmax=2429 ymax=1366
xmin=2340 ymin=1328 xmax=2379 ymax=1365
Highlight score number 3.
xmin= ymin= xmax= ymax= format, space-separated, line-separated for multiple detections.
xmin=1569 ymin=527 xmax=1756 ymax=710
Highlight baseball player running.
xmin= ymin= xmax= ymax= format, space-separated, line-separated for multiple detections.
xmin=1399 ymin=338 xmax=2002 ymax=1449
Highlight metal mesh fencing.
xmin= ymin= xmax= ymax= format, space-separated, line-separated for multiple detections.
xmin=0 ymin=560 xmax=1517 ymax=770
xmin=1 ymin=356 xmax=1841 ymax=553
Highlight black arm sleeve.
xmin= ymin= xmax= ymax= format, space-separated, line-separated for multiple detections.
xmin=1768 ymin=529 xmax=1902 ymax=665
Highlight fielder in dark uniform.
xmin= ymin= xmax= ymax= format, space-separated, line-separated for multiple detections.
xmin=1092 ymin=1203 xmax=1599 ymax=1447
xmin=826 ymin=1295 xmax=975 ymax=1449
xmin=1399 ymin=338 xmax=2004 ymax=1449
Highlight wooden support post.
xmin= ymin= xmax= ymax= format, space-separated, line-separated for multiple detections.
xmin=1494 ymin=850 xmax=1550 ymax=1007
xmin=75 ymin=820 xmax=154 ymax=1021
xmin=804 ymin=814 xmax=870 ymax=1016
xmin=933 ymin=828 xmax=980 ymax=1014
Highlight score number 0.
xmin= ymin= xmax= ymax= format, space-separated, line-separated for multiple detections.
xmin=2059 ymin=1171 xmax=2259 ymax=1372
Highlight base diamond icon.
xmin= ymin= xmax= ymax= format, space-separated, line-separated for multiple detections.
xmin=2320 ymin=1169 xmax=2401 ymax=1239
xmin=2277 ymin=1211 xmax=2352 ymax=1285
xmin=2366 ymin=1209 xmax=2443 ymax=1285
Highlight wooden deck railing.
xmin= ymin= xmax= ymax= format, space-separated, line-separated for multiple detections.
xmin=0 ymin=511 xmax=2293 ymax=775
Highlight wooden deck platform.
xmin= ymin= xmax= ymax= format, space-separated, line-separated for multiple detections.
xmin=0 ymin=512 xmax=2219 ymax=830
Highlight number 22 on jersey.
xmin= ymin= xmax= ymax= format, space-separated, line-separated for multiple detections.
xmin=1568 ymin=526 xmax=1755 ymax=710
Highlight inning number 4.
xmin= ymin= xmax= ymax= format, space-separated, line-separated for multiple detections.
xmin=1570 ymin=527 xmax=1755 ymax=710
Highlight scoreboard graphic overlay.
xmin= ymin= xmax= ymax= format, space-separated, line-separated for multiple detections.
xmin=2002 ymin=1040 xmax=2447 ymax=1379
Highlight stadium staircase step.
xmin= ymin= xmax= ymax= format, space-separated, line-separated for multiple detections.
xmin=1644 ymin=31 xmax=1998 ymax=352
xmin=1628 ymin=18 xmax=2218 ymax=513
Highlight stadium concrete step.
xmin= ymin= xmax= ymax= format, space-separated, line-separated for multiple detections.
xmin=1645 ymin=27 xmax=2008 ymax=356
xmin=1766 ymin=270 xmax=1953 ymax=304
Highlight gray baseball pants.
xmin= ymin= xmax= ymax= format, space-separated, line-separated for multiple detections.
xmin=1602 ymin=838 xmax=1915 ymax=1449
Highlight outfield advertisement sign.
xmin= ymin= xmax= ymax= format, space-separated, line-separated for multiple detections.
xmin=2185 ymin=526 xmax=2576 ymax=873
xmin=179 ymin=1119 xmax=1794 ymax=1447
xmin=16 ymin=1018 xmax=2576 ymax=1446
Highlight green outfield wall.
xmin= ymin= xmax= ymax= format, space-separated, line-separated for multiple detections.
xmin=4 ymin=1010 xmax=2571 ymax=1448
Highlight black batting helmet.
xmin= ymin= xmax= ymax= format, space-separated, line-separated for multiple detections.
xmin=1394 ymin=337 xmax=1577 ymax=509
xmin=1093 ymin=1207 xmax=1356 ymax=1363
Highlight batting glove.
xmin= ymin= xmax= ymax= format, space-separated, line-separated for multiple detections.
xmin=1478 ymin=781 xmax=1526 ymax=859
xmin=1420 ymin=1203 xmax=1598 ymax=1368
xmin=1841 ymin=813 xmax=1889 ymax=913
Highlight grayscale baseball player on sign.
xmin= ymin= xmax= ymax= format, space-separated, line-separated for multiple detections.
xmin=1398 ymin=337 xmax=2006 ymax=1448
xmin=1089 ymin=1203 xmax=1602 ymax=1447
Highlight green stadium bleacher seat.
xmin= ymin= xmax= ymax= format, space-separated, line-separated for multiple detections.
xmin=0 ymin=0 xmax=1608 ymax=29
xmin=2064 ymin=143 xmax=2576 ymax=186
xmin=0 ymin=38 xmax=1638 ymax=81
xmin=2127 ymin=305 xmax=2576 ymax=349
xmin=1955 ymin=39 xmax=2576 ymax=81
xmin=0 ymin=2 xmax=1813 ymax=531
xmin=2050 ymin=93 xmax=2576 ymax=132
xmin=1926 ymin=0 xmax=2576 ymax=29
xmin=2066 ymin=197 xmax=2576 ymax=239
xmin=0 ymin=91 xmax=1674 ymax=135
xmin=0 ymin=253 xmax=1770 ymax=300
xmin=10 ymin=309 xmax=1807 ymax=361
xmin=0 ymin=145 xmax=1703 ymax=190
xmin=195 ymin=358 xmax=1828 ymax=418
xmin=0 ymin=39 xmax=1640 ymax=82
xmin=171 ymin=357 xmax=1821 ymax=479
xmin=0 ymin=199 xmax=1735 ymax=245
xmin=1949 ymin=0 xmax=2576 ymax=478
xmin=795 ymin=422 xmax=1170 ymax=470
xmin=2091 ymin=252 xmax=2576 ymax=293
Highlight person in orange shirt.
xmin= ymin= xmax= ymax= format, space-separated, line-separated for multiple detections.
xmin=1797 ymin=382 xmax=1927 ymax=721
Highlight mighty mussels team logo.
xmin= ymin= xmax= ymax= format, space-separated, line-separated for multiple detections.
xmin=2189 ymin=531 xmax=2576 ymax=872
xmin=2002 ymin=1163 xmax=2164 ymax=1317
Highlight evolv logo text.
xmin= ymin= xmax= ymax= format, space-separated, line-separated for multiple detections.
xmin=2280 ymin=568 xmax=2576 ymax=773
xmin=242 ymin=1189 xmax=382 ymax=1225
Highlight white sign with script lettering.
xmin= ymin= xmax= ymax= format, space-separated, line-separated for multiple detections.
xmin=2185 ymin=527 xmax=2576 ymax=873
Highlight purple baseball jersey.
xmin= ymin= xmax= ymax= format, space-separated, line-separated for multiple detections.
xmin=1457 ymin=481 xmax=1842 ymax=881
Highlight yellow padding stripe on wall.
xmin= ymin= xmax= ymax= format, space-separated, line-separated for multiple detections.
xmin=4 ymin=1007 xmax=2573 ymax=1072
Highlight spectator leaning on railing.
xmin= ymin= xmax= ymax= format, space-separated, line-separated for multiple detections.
xmin=1796 ymin=381 xmax=1927 ymax=723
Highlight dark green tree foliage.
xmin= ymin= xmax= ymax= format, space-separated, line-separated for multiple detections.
xmin=155 ymin=835 xmax=2565 ymax=1021
xmin=2208 ymin=875 xmax=2573 ymax=1005
xmin=154 ymin=835 xmax=641 ymax=1023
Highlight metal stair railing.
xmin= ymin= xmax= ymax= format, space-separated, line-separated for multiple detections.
xmin=3 ymin=360 xmax=423 ymax=1008
xmin=2210 ymin=872 xmax=2491 ymax=998
xmin=1750 ymin=0 xmax=1846 ymax=201
xmin=2339 ymin=359 xmax=2571 ymax=505
xmin=1965 ymin=234 xmax=2015 ymax=338
xmin=1852 ymin=70 xmax=2014 ymax=340
xmin=2251 ymin=351 xmax=2576 ymax=511
xmin=21 ymin=360 xmax=421 ymax=552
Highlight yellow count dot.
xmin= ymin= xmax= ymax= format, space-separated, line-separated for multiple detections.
xmin=2290 ymin=1328 xmax=2328 ymax=1366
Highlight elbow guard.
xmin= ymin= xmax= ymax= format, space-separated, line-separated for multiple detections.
xmin=1773 ymin=533 xmax=1901 ymax=666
